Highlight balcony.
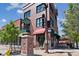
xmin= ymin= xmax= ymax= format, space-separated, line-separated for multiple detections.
xmin=21 ymin=29 xmax=30 ymax=33
xmin=22 ymin=18 xmax=30 ymax=25
xmin=21 ymin=18 xmax=30 ymax=33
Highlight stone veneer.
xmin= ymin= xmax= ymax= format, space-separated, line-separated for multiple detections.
xmin=21 ymin=35 xmax=33 ymax=56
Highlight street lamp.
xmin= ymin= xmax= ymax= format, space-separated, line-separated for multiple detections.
xmin=42 ymin=3 xmax=49 ymax=53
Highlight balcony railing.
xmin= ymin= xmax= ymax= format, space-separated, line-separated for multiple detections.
xmin=21 ymin=18 xmax=30 ymax=33
xmin=22 ymin=18 xmax=30 ymax=25
xmin=21 ymin=29 xmax=30 ymax=32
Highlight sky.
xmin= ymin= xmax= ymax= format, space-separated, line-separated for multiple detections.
xmin=0 ymin=3 xmax=25 ymax=27
xmin=0 ymin=3 xmax=68 ymax=36
xmin=55 ymin=3 xmax=68 ymax=36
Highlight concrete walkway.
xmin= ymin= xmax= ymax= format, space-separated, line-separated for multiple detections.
xmin=0 ymin=45 xmax=10 ymax=55
xmin=0 ymin=45 xmax=79 ymax=56
xmin=0 ymin=45 xmax=20 ymax=56
xmin=34 ymin=49 xmax=79 ymax=56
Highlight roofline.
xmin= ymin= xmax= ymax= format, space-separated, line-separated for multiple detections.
xmin=23 ymin=3 xmax=35 ymax=10
xmin=0 ymin=19 xmax=20 ymax=30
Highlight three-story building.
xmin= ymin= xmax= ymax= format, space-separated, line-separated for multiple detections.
xmin=22 ymin=3 xmax=58 ymax=49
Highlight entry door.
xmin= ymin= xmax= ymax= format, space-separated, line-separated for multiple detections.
xmin=37 ymin=34 xmax=45 ymax=47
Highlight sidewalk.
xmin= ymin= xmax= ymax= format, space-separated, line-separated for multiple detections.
xmin=1 ymin=45 xmax=79 ymax=56
xmin=0 ymin=45 xmax=9 ymax=55
xmin=34 ymin=49 xmax=79 ymax=56
xmin=0 ymin=45 xmax=20 ymax=56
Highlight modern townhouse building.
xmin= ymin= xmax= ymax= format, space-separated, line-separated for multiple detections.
xmin=22 ymin=3 xmax=58 ymax=49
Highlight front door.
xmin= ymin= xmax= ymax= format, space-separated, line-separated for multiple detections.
xmin=37 ymin=34 xmax=45 ymax=47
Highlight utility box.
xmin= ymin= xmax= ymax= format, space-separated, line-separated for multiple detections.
xmin=20 ymin=32 xmax=33 ymax=56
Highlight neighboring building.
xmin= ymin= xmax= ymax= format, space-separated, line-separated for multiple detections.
xmin=0 ymin=19 xmax=21 ymax=30
xmin=0 ymin=26 xmax=5 ymax=30
xmin=14 ymin=19 xmax=21 ymax=28
xmin=22 ymin=3 xmax=58 ymax=48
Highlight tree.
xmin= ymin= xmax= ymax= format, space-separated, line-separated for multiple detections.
xmin=0 ymin=30 xmax=10 ymax=44
xmin=62 ymin=4 xmax=79 ymax=48
xmin=0 ymin=21 xmax=20 ymax=51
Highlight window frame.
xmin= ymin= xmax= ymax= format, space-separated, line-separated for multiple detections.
xmin=36 ymin=17 xmax=44 ymax=27
xmin=24 ymin=10 xmax=31 ymax=18
xmin=36 ymin=3 xmax=45 ymax=13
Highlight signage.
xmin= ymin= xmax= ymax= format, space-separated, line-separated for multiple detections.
xmin=48 ymin=28 xmax=51 ymax=33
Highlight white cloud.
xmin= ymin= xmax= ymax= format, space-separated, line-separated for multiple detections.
xmin=57 ymin=18 xmax=66 ymax=36
xmin=1 ymin=19 xmax=7 ymax=22
xmin=6 ymin=3 xmax=26 ymax=11
xmin=6 ymin=3 xmax=19 ymax=10
xmin=61 ymin=18 xmax=66 ymax=23
xmin=59 ymin=29 xmax=65 ymax=36
xmin=10 ymin=3 xmax=19 ymax=7
xmin=54 ymin=3 xmax=56 ymax=7
xmin=57 ymin=18 xmax=66 ymax=26
xmin=17 ymin=9 xmax=23 ymax=14
xmin=57 ymin=18 xmax=62 ymax=27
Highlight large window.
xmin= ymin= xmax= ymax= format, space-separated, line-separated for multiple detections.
xmin=36 ymin=17 xmax=44 ymax=27
xmin=24 ymin=10 xmax=31 ymax=18
xmin=36 ymin=3 xmax=45 ymax=13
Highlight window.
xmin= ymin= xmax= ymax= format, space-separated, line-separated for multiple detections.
xmin=36 ymin=3 xmax=45 ymax=13
xmin=24 ymin=10 xmax=31 ymax=18
xmin=36 ymin=34 xmax=45 ymax=47
xmin=36 ymin=17 xmax=44 ymax=27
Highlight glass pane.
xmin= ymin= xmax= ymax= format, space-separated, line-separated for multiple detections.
xmin=36 ymin=19 xmax=40 ymax=27
xmin=40 ymin=18 xmax=42 ymax=22
xmin=38 ymin=34 xmax=45 ymax=47
xmin=37 ymin=19 xmax=39 ymax=23
xmin=40 ymin=22 xmax=42 ymax=27
xmin=36 ymin=4 xmax=45 ymax=13
xmin=41 ymin=6 xmax=44 ymax=11
xmin=37 ymin=23 xmax=39 ymax=27
xmin=24 ymin=10 xmax=30 ymax=18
